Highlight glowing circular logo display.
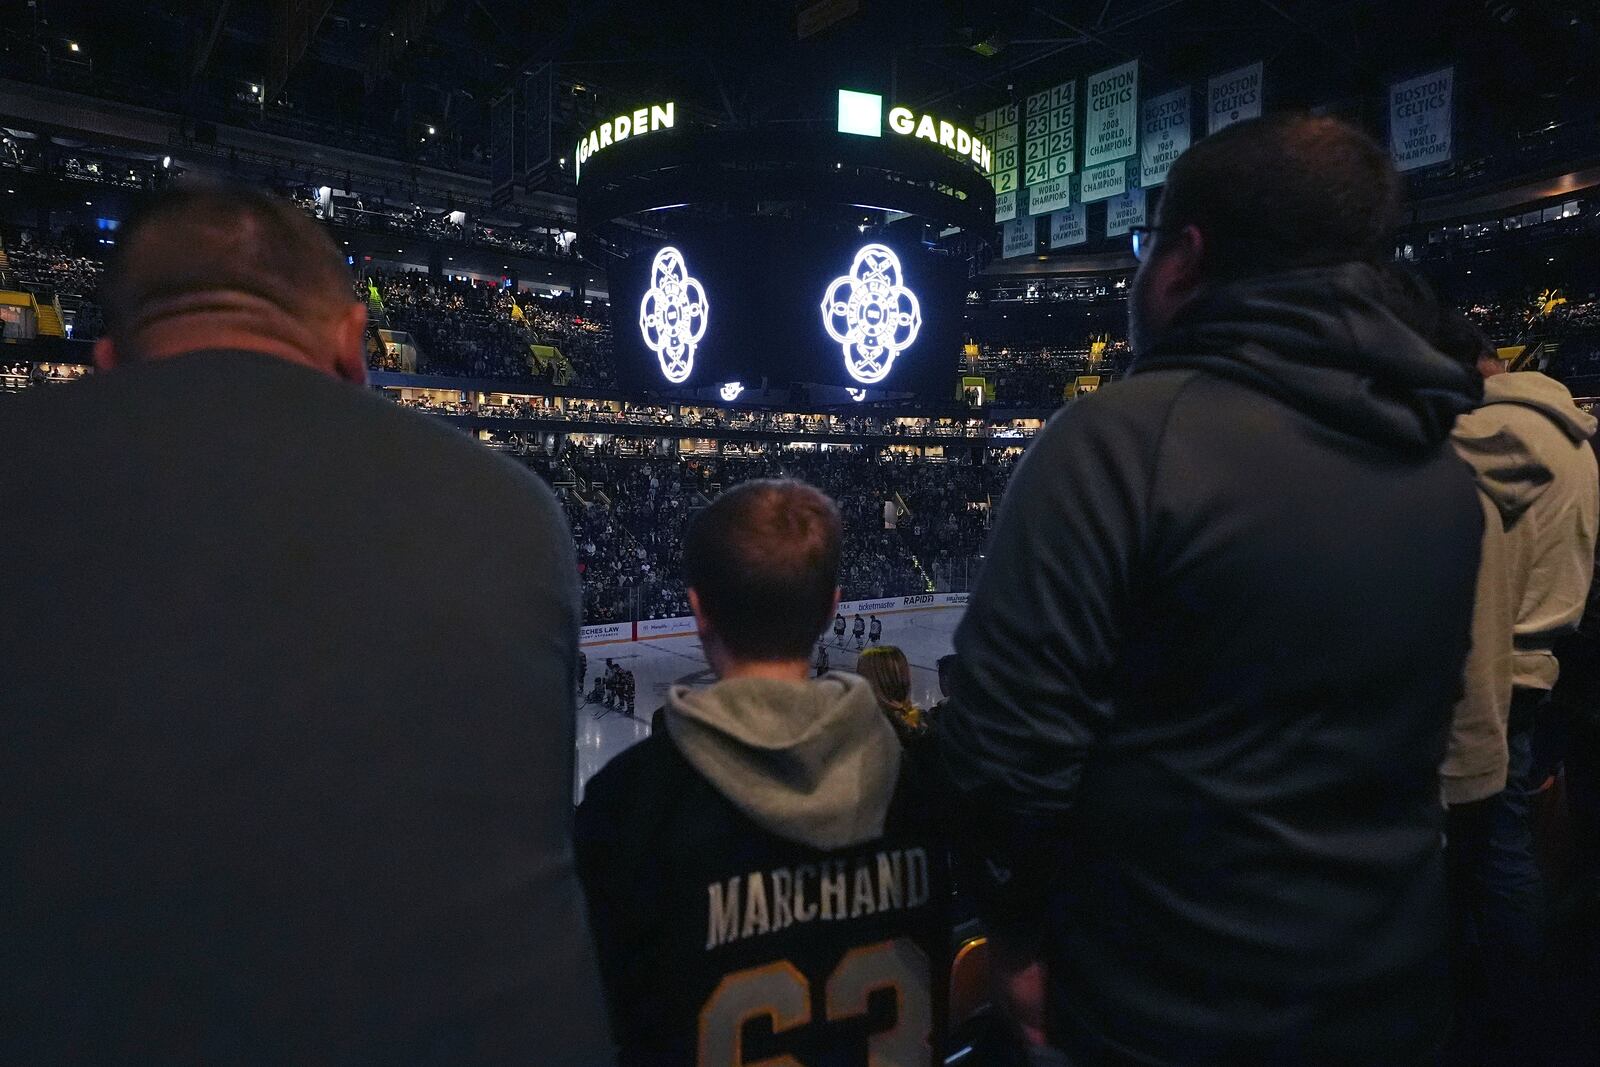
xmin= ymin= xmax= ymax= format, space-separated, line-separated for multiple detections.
xmin=720 ymin=382 xmax=744 ymax=401
xmin=820 ymin=244 xmax=922 ymax=385
xmin=638 ymin=246 xmax=708 ymax=384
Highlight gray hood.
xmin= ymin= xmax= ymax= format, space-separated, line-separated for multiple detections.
xmin=1452 ymin=407 xmax=1553 ymax=524
xmin=665 ymin=672 xmax=901 ymax=851
xmin=1481 ymin=371 xmax=1599 ymax=444
xmin=1451 ymin=370 xmax=1596 ymax=524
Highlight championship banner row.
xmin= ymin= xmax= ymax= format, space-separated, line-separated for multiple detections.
xmin=983 ymin=61 xmax=1455 ymax=243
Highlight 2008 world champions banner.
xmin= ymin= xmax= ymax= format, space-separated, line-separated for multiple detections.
xmin=1084 ymin=60 xmax=1139 ymax=169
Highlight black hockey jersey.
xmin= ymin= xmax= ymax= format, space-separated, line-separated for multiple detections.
xmin=576 ymin=679 xmax=949 ymax=1067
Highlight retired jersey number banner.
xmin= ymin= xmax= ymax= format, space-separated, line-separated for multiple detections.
xmin=1105 ymin=187 xmax=1147 ymax=238
xmin=1079 ymin=160 xmax=1127 ymax=204
xmin=1389 ymin=68 xmax=1453 ymax=172
xmin=976 ymin=103 xmax=1020 ymax=195
xmin=1002 ymin=218 xmax=1036 ymax=259
xmin=1208 ymin=62 xmax=1263 ymax=134
xmin=1084 ymin=60 xmax=1139 ymax=168
xmin=1023 ymin=79 xmax=1076 ymax=187
xmin=1140 ymin=86 xmax=1190 ymax=188
xmin=1049 ymin=204 xmax=1088 ymax=248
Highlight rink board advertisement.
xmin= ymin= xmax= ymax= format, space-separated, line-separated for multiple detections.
xmin=580 ymin=622 xmax=632 ymax=645
xmin=637 ymin=616 xmax=699 ymax=639
xmin=583 ymin=593 xmax=971 ymax=647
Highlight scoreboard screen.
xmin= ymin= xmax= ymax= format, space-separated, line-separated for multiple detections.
xmin=609 ymin=221 xmax=966 ymax=398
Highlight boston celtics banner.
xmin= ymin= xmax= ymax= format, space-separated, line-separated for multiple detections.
xmin=1140 ymin=86 xmax=1190 ymax=188
xmin=1105 ymin=187 xmax=1147 ymax=238
xmin=1208 ymin=62 xmax=1262 ymax=134
xmin=1080 ymin=160 xmax=1127 ymax=203
xmin=1028 ymin=174 xmax=1071 ymax=216
xmin=1002 ymin=217 xmax=1036 ymax=258
xmin=1389 ymin=68 xmax=1453 ymax=173
xmin=1049 ymin=203 xmax=1088 ymax=248
xmin=1084 ymin=60 xmax=1139 ymax=169
xmin=994 ymin=189 xmax=1018 ymax=224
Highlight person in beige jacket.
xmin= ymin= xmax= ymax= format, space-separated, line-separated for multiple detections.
xmin=1445 ymin=331 xmax=1599 ymax=1061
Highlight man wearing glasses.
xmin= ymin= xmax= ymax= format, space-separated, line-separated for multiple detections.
xmin=939 ymin=115 xmax=1484 ymax=1065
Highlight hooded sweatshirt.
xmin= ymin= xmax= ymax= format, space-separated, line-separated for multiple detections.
xmin=1453 ymin=371 xmax=1600 ymax=690
xmin=575 ymin=672 xmax=949 ymax=1066
xmin=940 ymin=263 xmax=1484 ymax=1067
xmin=1443 ymin=418 xmax=1548 ymax=803
xmin=663 ymin=673 xmax=900 ymax=848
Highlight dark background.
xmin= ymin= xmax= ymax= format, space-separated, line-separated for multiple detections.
xmin=608 ymin=221 xmax=968 ymax=398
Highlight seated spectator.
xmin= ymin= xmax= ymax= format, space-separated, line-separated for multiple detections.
xmin=576 ymin=479 xmax=949 ymax=1065
xmin=0 ymin=184 xmax=613 ymax=1063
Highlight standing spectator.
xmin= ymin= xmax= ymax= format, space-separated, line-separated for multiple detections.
xmin=858 ymin=645 xmax=924 ymax=747
xmin=928 ymin=654 xmax=958 ymax=727
xmin=576 ymin=480 xmax=949 ymax=1065
xmin=938 ymin=116 xmax=1485 ymax=1065
xmin=0 ymin=186 xmax=613 ymax=1064
xmin=1448 ymin=337 xmax=1599 ymax=1060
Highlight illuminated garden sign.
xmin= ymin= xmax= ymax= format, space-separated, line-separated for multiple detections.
xmin=820 ymin=243 xmax=923 ymax=385
xmin=836 ymin=90 xmax=991 ymax=173
xmin=575 ymin=102 xmax=676 ymax=181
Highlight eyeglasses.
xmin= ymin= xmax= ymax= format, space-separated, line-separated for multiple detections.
xmin=1129 ymin=225 xmax=1174 ymax=263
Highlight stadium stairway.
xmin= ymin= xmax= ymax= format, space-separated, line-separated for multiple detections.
xmin=365 ymin=283 xmax=386 ymax=326
xmin=34 ymin=298 xmax=65 ymax=338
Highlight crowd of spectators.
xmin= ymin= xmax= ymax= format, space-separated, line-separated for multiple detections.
xmin=395 ymin=391 xmax=1027 ymax=441
xmin=532 ymin=444 xmax=1011 ymax=624
xmin=290 ymin=190 xmax=579 ymax=262
xmin=366 ymin=269 xmax=614 ymax=386
xmin=3 ymin=232 xmax=105 ymax=300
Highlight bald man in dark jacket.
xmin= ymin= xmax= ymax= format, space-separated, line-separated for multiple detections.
xmin=0 ymin=186 xmax=613 ymax=1064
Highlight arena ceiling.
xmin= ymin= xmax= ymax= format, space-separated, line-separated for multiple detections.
xmin=4 ymin=0 xmax=1596 ymax=186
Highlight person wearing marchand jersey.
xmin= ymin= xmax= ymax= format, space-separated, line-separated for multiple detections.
xmin=577 ymin=480 xmax=949 ymax=1066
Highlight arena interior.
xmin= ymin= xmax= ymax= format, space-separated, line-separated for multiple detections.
xmin=2 ymin=2 xmax=1599 ymax=1064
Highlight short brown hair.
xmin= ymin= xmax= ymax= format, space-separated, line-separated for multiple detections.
xmin=102 ymin=183 xmax=354 ymax=345
xmin=1159 ymin=114 xmax=1400 ymax=282
xmin=683 ymin=479 xmax=842 ymax=660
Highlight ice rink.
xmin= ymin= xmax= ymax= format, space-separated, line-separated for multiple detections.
xmin=575 ymin=605 xmax=964 ymax=798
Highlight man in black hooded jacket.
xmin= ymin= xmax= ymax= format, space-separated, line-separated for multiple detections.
xmin=938 ymin=116 xmax=1484 ymax=1066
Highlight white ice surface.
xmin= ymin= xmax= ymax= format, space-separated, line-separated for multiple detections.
xmin=575 ymin=607 xmax=963 ymax=800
